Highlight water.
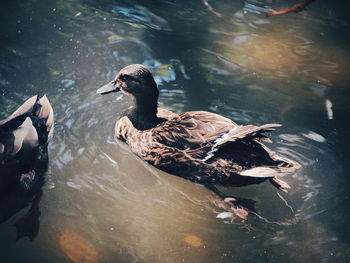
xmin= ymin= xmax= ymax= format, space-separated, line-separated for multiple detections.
xmin=1 ymin=0 xmax=350 ymax=262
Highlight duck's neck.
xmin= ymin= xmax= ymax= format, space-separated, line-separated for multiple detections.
xmin=135 ymin=95 xmax=158 ymax=120
xmin=127 ymin=95 xmax=161 ymax=130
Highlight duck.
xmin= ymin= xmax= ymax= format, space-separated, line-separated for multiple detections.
xmin=97 ymin=64 xmax=300 ymax=219
xmin=0 ymin=95 xmax=54 ymax=194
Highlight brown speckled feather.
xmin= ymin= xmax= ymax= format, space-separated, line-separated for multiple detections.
xmin=115 ymin=108 xmax=299 ymax=185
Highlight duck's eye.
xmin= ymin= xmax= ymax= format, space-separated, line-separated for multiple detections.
xmin=120 ymin=74 xmax=136 ymax=82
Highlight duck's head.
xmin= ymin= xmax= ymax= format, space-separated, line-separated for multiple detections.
xmin=97 ymin=64 xmax=159 ymax=101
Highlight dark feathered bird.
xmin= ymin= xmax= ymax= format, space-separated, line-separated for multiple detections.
xmin=0 ymin=95 xmax=54 ymax=194
xmin=97 ymin=64 xmax=300 ymax=219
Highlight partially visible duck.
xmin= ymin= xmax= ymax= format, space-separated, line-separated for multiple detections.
xmin=97 ymin=64 xmax=300 ymax=219
xmin=0 ymin=95 xmax=54 ymax=194
xmin=0 ymin=148 xmax=48 ymax=241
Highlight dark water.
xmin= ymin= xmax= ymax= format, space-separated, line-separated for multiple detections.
xmin=1 ymin=0 xmax=350 ymax=262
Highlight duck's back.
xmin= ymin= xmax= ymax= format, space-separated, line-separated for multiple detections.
xmin=154 ymin=109 xmax=237 ymax=150
xmin=0 ymin=95 xmax=54 ymax=163
xmin=116 ymin=108 xmax=236 ymax=151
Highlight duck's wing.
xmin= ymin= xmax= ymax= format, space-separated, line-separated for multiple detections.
xmin=0 ymin=117 xmax=38 ymax=161
xmin=154 ymin=110 xmax=281 ymax=158
xmin=155 ymin=111 xmax=299 ymax=173
xmin=128 ymin=138 xmax=223 ymax=184
xmin=0 ymin=96 xmax=37 ymax=160
xmin=154 ymin=110 xmax=237 ymax=150
xmin=206 ymin=123 xmax=300 ymax=184
xmin=12 ymin=95 xmax=40 ymax=117
xmin=0 ymin=95 xmax=39 ymax=128
xmin=10 ymin=94 xmax=53 ymax=138
xmin=0 ymin=95 xmax=53 ymax=161
xmin=0 ymin=113 xmax=31 ymax=131
xmin=204 ymin=122 xmax=300 ymax=168
xmin=204 ymin=123 xmax=282 ymax=160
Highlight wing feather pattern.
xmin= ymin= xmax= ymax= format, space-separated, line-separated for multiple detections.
xmin=116 ymin=108 xmax=299 ymax=185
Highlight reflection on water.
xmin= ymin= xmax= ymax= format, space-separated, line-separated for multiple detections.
xmin=111 ymin=5 xmax=171 ymax=31
xmin=1 ymin=0 xmax=350 ymax=262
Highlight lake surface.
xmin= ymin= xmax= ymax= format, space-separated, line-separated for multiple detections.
xmin=1 ymin=0 xmax=350 ymax=262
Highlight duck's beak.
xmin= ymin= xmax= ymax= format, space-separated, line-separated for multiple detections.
xmin=96 ymin=81 xmax=120 ymax=95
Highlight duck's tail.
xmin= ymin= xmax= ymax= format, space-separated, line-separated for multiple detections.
xmin=37 ymin=95 xmax=54 ymax=139
xmin=11 ymin=94 xmax=54 ymax=140
xmin=248 ymin=138 xmax=300 ymax=192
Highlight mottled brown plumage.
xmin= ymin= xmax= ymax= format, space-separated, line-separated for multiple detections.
xmin=98 ymin=64 xmax=300 ymax=219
